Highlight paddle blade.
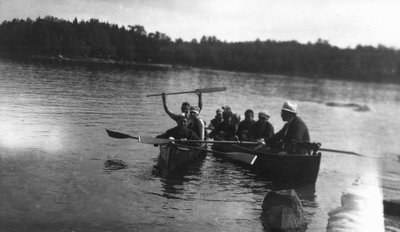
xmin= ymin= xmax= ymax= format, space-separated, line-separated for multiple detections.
xmin=146 ymin=87 xmax=227 ymax=97
xmin=106 ymin=129 xmax=138 ymax=139
xmin=198 ymin=87 xmax=227 ymax=93
xmin=138 ymin=136 xmax=171 ymax=144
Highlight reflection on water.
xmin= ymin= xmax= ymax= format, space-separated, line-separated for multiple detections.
xmin=0 ymin=57 xmax=399 ymax=231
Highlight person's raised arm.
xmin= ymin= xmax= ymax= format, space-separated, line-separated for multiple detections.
xmin=195 ymin=90 xmax=203 ymax=113
xmin=198 ymin=119 xmax=205 ymax=140
xmin=162 ymin=93 xmax=179 ymax=122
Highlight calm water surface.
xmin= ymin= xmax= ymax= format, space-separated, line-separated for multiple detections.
xmin=0 ymin=58 xmax=399 ymax=231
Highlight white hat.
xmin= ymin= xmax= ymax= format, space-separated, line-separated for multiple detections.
xmin=282 ymin=101 xmax=297 ymax=113
xmin=258 ymin=110 xmax=270 ymax=119
xmin=189 ymin=106 xmax=200 ymax=115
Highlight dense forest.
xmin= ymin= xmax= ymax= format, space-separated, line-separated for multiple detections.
xmin=0 ymin=16 xmax=399 ymax=82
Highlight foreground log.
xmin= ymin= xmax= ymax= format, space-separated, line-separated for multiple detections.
xmin=260 ymin=189 xmax=307 ymax=232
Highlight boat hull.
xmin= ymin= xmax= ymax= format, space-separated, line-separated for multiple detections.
xmin=212 ymin=143 xmax=321 ymax=186
xmin=159 ymin=142 xmax=206 ymax=172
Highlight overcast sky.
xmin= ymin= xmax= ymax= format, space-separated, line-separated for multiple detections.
xmin=0 ymin=0 xmax=399 ymax=48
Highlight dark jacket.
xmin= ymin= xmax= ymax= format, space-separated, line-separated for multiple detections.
xmin=210 ymin=120 xmax=237 ymax=140
xmin=157 ymin=127 xmax=201 ymax=146
xmin=236 ymin=119 xmax=255 ymax=141
xmin=248 ymin=120 xmax=274 ymax=141
xmin=209 ymin=117 xmax=223 ymax=130
xmin=267 ymin=116 xmax=310 ymax=154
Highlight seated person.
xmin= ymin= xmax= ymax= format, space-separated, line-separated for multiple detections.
xmin=156 ymin=114 xmax=201 ymax=146
xmin=209 ymin=110 xmax=237 ymax=140
xmin=248 ymin=110 xmax=274 ymax=142
xmin=187 ymin=106 xmax=205 ymax=140
xmin=208 ymin=108 xmax=223 ymax=130
xmin=236 ymin=109 xmax=256 ymax=141
xmin=266 ymin=101 xmax=310 ymax=154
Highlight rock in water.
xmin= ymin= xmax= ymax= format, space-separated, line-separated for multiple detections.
xmin=261 ymin=189 xmax=307 ymax=232
xmin=104 ymin=158 xmax=128 ymax=170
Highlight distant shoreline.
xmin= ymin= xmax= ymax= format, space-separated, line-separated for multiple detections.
xmin=35 ymin=54 xmax=175 ymax=69
xmin=1 ymin=52 xmax=399 ymax=85
xmin=0 ymin=51 xmax=180 ymax=70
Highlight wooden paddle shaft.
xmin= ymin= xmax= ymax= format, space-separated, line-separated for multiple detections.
xmin=146 ymin=87 xmax=226 ymax=97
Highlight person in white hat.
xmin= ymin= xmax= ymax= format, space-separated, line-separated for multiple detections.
xmin=248 ymin=110 xmax=274 ymax=142
xmin=187 ymin=106 xmax=205 ymax=140
xmin=266 ymin=101 xmax=310 ymax=154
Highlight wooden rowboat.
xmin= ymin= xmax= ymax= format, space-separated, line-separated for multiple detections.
xmin=211 ymin=142 xmax=321 ymax=186
xmin=158 ymin=142 xmax=207 ymax=172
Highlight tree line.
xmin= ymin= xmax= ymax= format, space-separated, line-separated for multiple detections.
xmin=0 ymin=16 xmax=399 ymax=82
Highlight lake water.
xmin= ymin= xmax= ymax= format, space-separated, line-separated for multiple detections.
xmin=0 ymin=57 xmax=399 ymax=231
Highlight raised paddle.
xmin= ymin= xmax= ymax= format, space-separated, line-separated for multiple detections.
xmin=146 ymin=87 xmax=227 ymax=97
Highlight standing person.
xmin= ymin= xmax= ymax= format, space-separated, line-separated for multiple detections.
xmin=162 ymin=91 xmax=202 ymax=123
xmin=156 ymin=114 xmax=201 ymax=146
xmin=248 ymin=111 xmax=274 ymax=142
xmin=187 ymin=106 xmax=205 ymax=141
xmin=266 ymin=101 xmax=310 ymax=154
xmin=237 ymin=109 xmax=256 ymax=141
xmin=208 ymin=108 xmax=223 ymax=131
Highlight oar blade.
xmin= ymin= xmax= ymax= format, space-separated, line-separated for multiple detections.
xmin=146 ymin=87 xmax=227 ymax=97
xmin=106 ymin=129 xmax=137 ymax=139
xmin=198 ymin=87 xmax=227 ymax=93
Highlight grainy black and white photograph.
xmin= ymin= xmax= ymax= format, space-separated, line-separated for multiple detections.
xmin=0 ymin=0 xmax=399 ymax=231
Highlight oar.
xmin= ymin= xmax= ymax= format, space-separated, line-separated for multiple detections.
xmin=318 ymin=148 xmax=364 ymax=157
xmin=146 ymin=87 xmax=227 ymax=97
xmin=106 ymin=129 xmax=261 ymax=145
xmin=106 ymin=129 xmax=138 ymax=139
xmin=106 ymin=129 xmax=172 ymax=144
xmin=292 ymin=141 xmax=376 ymax=158
xmin=138 ymin=136 xmax=261 ymax=145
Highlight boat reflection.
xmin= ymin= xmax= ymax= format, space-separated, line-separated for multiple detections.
xmin=152 ymin=154 xmax=207 ymax=197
